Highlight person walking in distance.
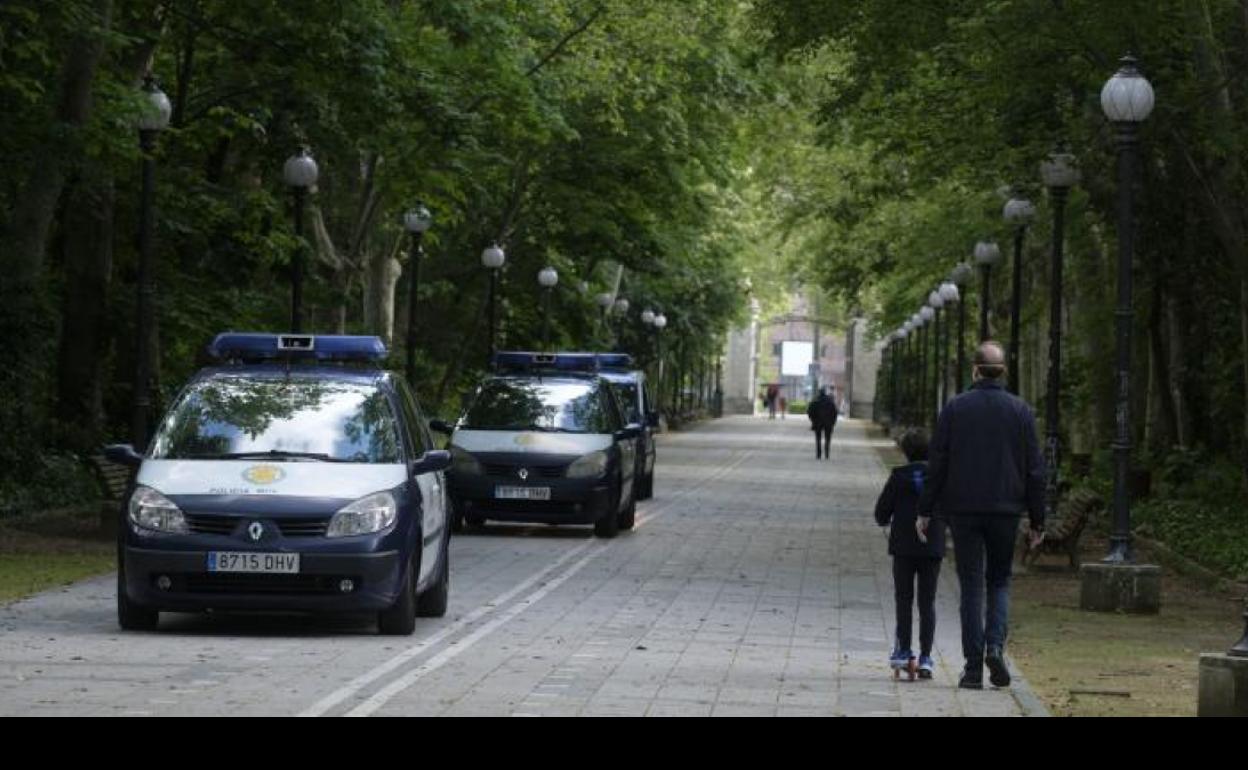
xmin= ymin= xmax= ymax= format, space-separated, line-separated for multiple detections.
xmin=916 ymin=342 xmax=1045 ymax=690
xmin=806 ymin=386 xmax=839 ymax=459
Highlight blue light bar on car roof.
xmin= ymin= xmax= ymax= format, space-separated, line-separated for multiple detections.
xmin=493 ymin=351 xmax=601 ymax=373
xmin=595 ymin=353 xmax=633 ymax=370
xmin=207 ymin=333 xmax=387 ymax=363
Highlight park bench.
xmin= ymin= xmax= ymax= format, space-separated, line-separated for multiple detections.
xmin=1021 ymin=487 xmax=1103 ymax=570
xmin=89 ymin=452 xmax=133 ymax=534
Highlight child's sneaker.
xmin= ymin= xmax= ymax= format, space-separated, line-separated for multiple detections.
xmin=917 ymin=655 xmax=935 ymax=680
xmin=889 ymin=648 xmax=916 ymax=680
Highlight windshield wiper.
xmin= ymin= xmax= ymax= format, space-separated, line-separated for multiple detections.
xmin=192 ymin=450 xmax=351 ymax=462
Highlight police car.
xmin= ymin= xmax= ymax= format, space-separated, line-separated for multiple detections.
xmin=103 ymin=333 xmax=452 ymax=635
xmin=438 ymin=353 xmax=639 ymax=538
xmin=596 ymin=354 xmax=659 ymax=500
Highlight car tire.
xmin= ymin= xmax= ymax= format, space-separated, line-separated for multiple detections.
xmin=639 ymin=471 xmax=654 ymax=500
xmin=417 ymin=534 xmax=450 ymax=618
xmin=117 ymin=565 xmax=158 ymax=632
xmin=378 ymin=558 xmax=417 ymax=635
xmin=594 ymin=484 xmax=621 ymax=539
xmin=617 ymin=492 xmax=636 ymax=531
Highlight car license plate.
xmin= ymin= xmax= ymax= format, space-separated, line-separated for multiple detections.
xmin=495 ymin=486 xmax=551 ymax=501
xmin=207 ymin=552 xmax=300 ymax=574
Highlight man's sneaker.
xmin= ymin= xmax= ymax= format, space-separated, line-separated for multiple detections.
xmin=958 ymin=663 xmax=984 ymax=690
xmin=917 ymin=655 xmax=935 ymax=680
xmin=985 ymin=647 xmax=1011 ymax=687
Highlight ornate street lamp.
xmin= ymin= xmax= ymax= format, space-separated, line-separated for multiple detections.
xmin=481 ymin=243 xmax=506 ymax=365
xmin=538 ymin=266 xmax=558 ymax=349
xmin=908 ymin=315 xmax=922 ymax=425
xmin=928 ymin=289 xmax=946 ymax=429
xmin=283 ymin=146 xmax=319 ymax=334
xmin=919 ymin=305 xmax=935 ymax=429
xmin=939 ymin=281 xmax=960 ymax=407
xmin=402 ymin=203 xmax=433 ymax=385
xmin=950 ymin=262 xmax=973 ymax=394
xmin=653 ymin=312 xmax=668 ymax=413
xmin=1101 ymin=56 xmax=1155 ymax=563
xmin=1039 ymin=149 xmax=1080 ymax=523
xmin=131 ymin=75 xmax=172 ymax=449
xmin=1003 ymin=193 xmax=1037 ymax=394
xmin=974 ymin=240 xmax=1002 ymax=342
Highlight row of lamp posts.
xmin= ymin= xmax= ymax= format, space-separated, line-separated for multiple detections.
xmin=879 ymin=57 xmax=1158 ymax=571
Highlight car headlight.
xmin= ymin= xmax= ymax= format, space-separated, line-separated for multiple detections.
xmin=128 ymin=486 xmax=188 ymax=534
xmin=566 ymin=450 xmax=608 ymax=479
xmin=327 ymin=491 xmax=398 ymax=538
xmin=450 ymin=446 xmax=482 ymax=475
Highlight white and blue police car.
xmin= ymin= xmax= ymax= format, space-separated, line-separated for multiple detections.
xmin=104 ymin=333 xmax=451 ymax=635
xmin=596 ymin=354 xmax=659 ymax=500
xmin=437 ymin=352 xmax=639 ymax=538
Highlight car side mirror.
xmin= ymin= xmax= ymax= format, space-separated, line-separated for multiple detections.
xmin=411 ymin=449 xmax=452 ymax=476
xmin=103 ymin=443 xmax=143 ymax=468
xmin=429 ymin=419 xmax=454 ymax=437
xmin=615 ymin=427 xmax=640 ymax=442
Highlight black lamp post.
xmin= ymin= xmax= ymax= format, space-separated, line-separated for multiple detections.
xmin=892 ymin=328 xmax=904 ymax=426
xmin=939 ymin=281 xmax=960 ymax=406
xmin=481 ymin=243 xmax=506 ymax=366
xmin=613 ymin=298 xmax=630 ymax=352
xmin=283 ymin=147 xmax=319 ymax=333
xmin=950 ymin=262 xmax=973 ymax=393
xmin=1101 ymin=56 xmax=1155 ymax=563
xmin=653 ymin=312 xmax=668 ymax=413
xmin=1003 ymin=193 xmax=1036 ymax=395
xmin=538 ymin=267 xmax=558 ymax=349
xmin=913 ymin=315 xmax=923 ymax=429
xmin=919 ymin=305 xmax=934 ymax=428
xmin=131 ymin=75 xmax=172 ymax=449
xmin=1039 ymin=150 xmax=1080 ymax=523
xmin=974 ymin=240 xmax=1002 ymax=342
xmin=928 ymin=290 xmax=945 ymax=431
xmin=402 ymin=203 xmax=432 ymax=386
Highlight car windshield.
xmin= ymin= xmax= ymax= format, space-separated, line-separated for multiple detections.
xmin=461 ymin=379 xmax=611 ymax=433
xmin=149 ymin=374 xmax=402 ymax=463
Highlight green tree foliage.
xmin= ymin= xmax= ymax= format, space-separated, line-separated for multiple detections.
xmin=0 ymin=0 xmax=764 ymax=503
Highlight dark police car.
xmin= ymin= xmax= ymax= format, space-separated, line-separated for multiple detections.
xmin=596 ymin=354 xmax=659 ymax=500
xmin=441 ymin=353 xmax=639 ymax=538
xmin=104 ymin=333 xmax=452 ymax=635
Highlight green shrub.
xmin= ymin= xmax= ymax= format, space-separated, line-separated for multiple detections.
xmin=0 ymin=453 xmax=101 ymax=519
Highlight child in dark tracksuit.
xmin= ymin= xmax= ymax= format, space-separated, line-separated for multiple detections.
xmin=874 ymin=429 xmax=945 ymax=679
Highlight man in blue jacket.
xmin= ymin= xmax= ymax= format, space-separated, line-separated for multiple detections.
xmin=916 ymin=342 xmax=1045 ymax=690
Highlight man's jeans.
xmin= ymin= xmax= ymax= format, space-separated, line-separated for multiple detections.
xmin=948 ymin=514 xmax=1020 ymax=665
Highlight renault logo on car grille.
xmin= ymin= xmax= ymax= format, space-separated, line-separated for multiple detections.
xmin=518 ymin=468 xmax=529 ymax=480
xmin=248 ymin=522 xmax=264 ymax=541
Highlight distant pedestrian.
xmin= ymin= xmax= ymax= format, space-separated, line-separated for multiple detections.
xmin=917 ymin=342 xmax=1045 ymax=690
xmin=875 ymin=429 xmax=943 ymax=680
xmin=778 ymin=395 xmax=787 ymax=419
xmin=766 ymin=385 xmax=779 ymax=420
xmin=806 ymin=386 xmax=839 ymax=459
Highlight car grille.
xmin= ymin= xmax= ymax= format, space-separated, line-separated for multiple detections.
xmin=184 ymin=515 xmax=329 ymax=538
xmin=482 ymin=463 xmax=566 ymax=479
xmin=176 ymin=573 xmax=348 ymax=595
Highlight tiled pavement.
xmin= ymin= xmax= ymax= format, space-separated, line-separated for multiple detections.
xmin=0 ymin=416 xmax=1045 ymax=716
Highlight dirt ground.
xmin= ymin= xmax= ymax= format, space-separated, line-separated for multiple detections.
xmin=1009 ymin=531 xmax=1245 ymax=717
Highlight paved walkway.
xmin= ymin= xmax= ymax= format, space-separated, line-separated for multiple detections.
xmin=0 ymin=416 xmax=1045 ymax=716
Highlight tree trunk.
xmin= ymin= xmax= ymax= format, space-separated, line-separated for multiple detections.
xmin=1242 ymin=280 xmax=1248 ymax=483
xmin=0 ymin=0 xmax=114 ymax=464
xmin=365 ymin=233 xmax=404 ymax=344
xmin=55 ymin=175 xmax=115 ymax=453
